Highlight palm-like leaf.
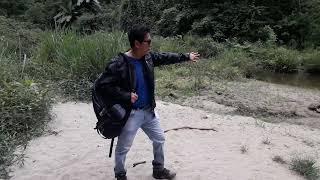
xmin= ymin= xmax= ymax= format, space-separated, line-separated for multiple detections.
xmin=54 ymin=0 xmax=101 ymax=27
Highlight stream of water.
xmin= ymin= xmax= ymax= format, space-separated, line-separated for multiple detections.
xmin=254 ymin=71 xmax=320 ymax=90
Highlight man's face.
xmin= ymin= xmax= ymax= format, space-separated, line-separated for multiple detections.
xmin=136 ymin=33 xmax=151 ymax=55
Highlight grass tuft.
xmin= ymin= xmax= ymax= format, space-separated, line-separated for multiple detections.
xmin=262 ymin=137 xmax=271 ymax=145
xmin=290 ymin=157 xmax=320 ymax=180
xmin=240 ymin=145 xmax=248 ymax=154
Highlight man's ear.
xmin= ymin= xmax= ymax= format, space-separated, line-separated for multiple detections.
xmin=134 ymin=40 xmax=140 ymax=48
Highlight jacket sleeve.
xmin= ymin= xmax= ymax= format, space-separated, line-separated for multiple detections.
xmin=96 ymin=61 xmax=131 ymax=103
xmin=150 ymin=52 xmax=190 ymax=67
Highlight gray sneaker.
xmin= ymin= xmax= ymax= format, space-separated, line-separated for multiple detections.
xmin=152 ymin=168 xmax=176 ymax=179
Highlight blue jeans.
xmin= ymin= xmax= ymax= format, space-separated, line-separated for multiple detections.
xmin=114 ymin=108 xmax=165 ymax=176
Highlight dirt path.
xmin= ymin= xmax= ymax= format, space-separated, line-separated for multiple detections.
xmin=9 ymin=100 xmax=320 ymax=180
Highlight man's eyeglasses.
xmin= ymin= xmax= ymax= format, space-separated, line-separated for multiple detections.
xmin=142 ymin=39 xmax=152 ymax=45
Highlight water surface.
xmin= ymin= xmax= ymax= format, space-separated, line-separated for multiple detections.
xmin=254 ymin=72 xmax=320 ymax=90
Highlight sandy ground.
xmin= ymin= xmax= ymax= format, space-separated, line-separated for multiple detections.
xmin=9 ymin=100 xmax=320 ymax=180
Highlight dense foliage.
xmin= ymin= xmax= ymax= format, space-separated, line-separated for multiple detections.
xmin=1 ymin=0 xmax=319 ymax=48
xmin=0 ymin=44 xmax=51 ymax=179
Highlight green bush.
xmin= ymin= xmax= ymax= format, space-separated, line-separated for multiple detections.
xmin=0 ymin=28 xmax=51 ymax=178
xmin=152 ymin=36 xmax=187 ymax=53
xmin=0 ymin=55 xmax=21 ymax=85
xmin=257 ymin=25 xmax=277 ymax=46
xmin=253 ymin=47 xmax=302 ymax=73
xmin=24 ymin=2 xmax=47 ymax=25
xmin=212 ymin=49 xmax=257 ymax=79
xmin=156 ymin=7 xmax=180 ymax=37
xmin=0 ymin=0 xmax=32 ymax=17
xmin=183 ymin=35 xmax=225 ymax=58
xmin=0 ymin=16 xmax=41 ymax=56
xmin=0 ymin=81 xmax=51 ymax=179
xmin=191 ymin=16 xmax=216 ymax=37
xmin=119 ymin=0 xmax=159 ymax=32
xmin=302 ymin=50 xmax=320 ymax=73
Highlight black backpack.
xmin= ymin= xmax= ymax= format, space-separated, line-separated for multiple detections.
xmin=92 ymin=73 xmax=127 ymax=157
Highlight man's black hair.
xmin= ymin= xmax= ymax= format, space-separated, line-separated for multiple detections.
xmin=128 ymin=25 xmax=150 ymax=48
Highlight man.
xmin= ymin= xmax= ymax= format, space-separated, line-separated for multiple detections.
xmin=101 ymin=25 xmax=200 ymax=180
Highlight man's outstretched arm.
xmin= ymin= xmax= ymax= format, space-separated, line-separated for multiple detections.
xmin=151 ymin=52 xmax=200 ymax=66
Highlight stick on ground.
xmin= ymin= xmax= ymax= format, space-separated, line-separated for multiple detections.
xmin=133 ymin=161 xmax=147 ymax=167
xmin=164 ymin=126 xmax=217 ymax=133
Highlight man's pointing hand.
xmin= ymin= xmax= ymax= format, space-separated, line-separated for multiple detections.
xmin=189 ymin=52 xmax=200 ymax=62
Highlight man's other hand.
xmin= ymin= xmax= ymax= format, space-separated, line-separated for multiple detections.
xmin=189 ymin=52 xmax=200 ymax=62
xmin=131 ymin=92 xmax=138 ymax=103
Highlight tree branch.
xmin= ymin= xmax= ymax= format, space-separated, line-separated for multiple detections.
xmin=164 ymin=126 xmax=217 ymax=133
xmin=133 ymin=161 xmax=146 ymax=167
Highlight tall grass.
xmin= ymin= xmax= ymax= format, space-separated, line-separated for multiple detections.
xmin=36 ymin=31 xmax=128 ymax=80
xmin=0 ymin=53 xmax=51 ymax=179
xmin=34 ymin=32 xmax=226 ymax=100
xmin=33 ymin=31 xmax=128 ymax=100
